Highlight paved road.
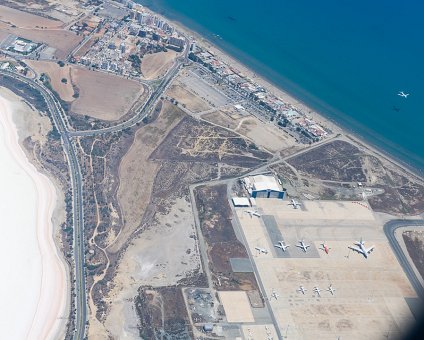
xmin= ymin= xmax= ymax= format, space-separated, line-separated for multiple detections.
xmin=0 ymin=70 xmax=88 ymax=339
xmin=67 ymin=60 xmax=181 ymax=137
xmin=0 ymin=45 xmax=188 ymax=338
xmin=384 ymin=219 xmax=424 ymax=299
xmin=68 ymin=40 xmax=190 ymax=138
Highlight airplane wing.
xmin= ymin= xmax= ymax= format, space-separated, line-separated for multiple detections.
xmin=365 ymin=246 xmax=375 ymax=254
xmin=348 ymin=246 xmax=363 ymax=254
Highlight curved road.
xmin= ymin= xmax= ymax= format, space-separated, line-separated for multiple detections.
xmin=0 ymin=50 xmax=185 ymax=338
xmin=0 ymin=69 xmax=87 ymax=339
xmin=384 ymin=219 xmax=424 ymax=299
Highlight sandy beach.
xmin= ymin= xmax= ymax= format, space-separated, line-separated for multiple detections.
xmin=0 ymin=94 xmax=67 ymax=339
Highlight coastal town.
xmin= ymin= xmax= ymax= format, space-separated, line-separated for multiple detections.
xmin=0 ymin=0 xmax=423 ymax=340
xmin=0 ymin=0 xmax=328 ymax=144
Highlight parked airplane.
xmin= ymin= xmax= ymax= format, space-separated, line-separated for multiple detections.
xmin=270 ymin=289 xmax=279 ymax=300
xmin=313 ymin=286 xmax=321 ymax=297
xmin=274 ymin=241 xmax=290 ymax=252
xmin=296 ymin=239 xmax=310 ymax=253
xmin=255 ymin=246 xmax=269 ymax=255
xmin=244 ymin=210 xmax=261 ymax=218
xmin=288 ymin=199 xmax=301 ymax=209
xmin=398 ymin=91 xmax=409 ymax=98
xmin=348 ymin=238 xmax=375 ymax=258
xmin=326 ymin=284 xmax=336 ymax=296
xmin=297 ymin=286 xmax=307 ymax=295
xmin=320 ymin=242 xmax=331 ymax=254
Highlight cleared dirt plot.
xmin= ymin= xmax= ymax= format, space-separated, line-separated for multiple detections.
xmin=194 ymin=184 xmax=259 ymax=292
xmin=235 ymin=117 xmax=295 ymax=153
xmin=286 ymin=139 xmax=424 ymax=215
xmin=141 ymin=50 xmax=177 ymax=80
xmin=0 ymin=22 xmax=82 ymax=59
xmin=151 ymin=116 xmax=271 ymax=167
xmin=403 ymin=230 xmax=424 ymax=280
xmin=73 ymin=34 xmax=100 ymax=58
xmin=202 ymin=110 xmax=241 ymax=130
xmin=166 ymin=82 xmax=210 ymax=113
xmin=135 ymin=287 xmax=193 ymax=339
xmin=0 ymin=30 xmax=9 ymax=42
xmin=288 ymin=140 xmax=366 ymax=182
xmin=0 ymin=0 xmax=83 ymax=24
xmin=112 ymin=103 xmax=185 ymax=253
xmin=26 ymin=60 xmax=74 ymax=101
xmin=218 ymin=291 xmax=254 ymax=323
xmin=0 ymin=5 xmax=62 ymax=28
xmin=71 ymin=67 xmax=144 ymax=121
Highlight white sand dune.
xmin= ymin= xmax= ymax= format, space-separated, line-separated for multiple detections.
xmin=0 ymin=95 xmax=67 ymax=339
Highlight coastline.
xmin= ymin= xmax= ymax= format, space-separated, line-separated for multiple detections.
xmin=137 ymin=1 xmax=424 ymax=180
xmin=0 ymin=92 xmax=68 ymax=339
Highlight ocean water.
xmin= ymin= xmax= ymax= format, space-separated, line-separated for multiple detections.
xmin=137 ymin=0 xmax=424 ymax=173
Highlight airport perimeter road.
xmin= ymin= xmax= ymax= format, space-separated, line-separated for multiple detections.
xmin=384 ymin=219 xmax=424 ymax=299
xmin=0 ymin=70 xmax=87 ymax=339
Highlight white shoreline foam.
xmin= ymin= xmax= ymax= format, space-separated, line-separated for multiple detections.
xmin=0 ymin=95 xmax=67 ymax=339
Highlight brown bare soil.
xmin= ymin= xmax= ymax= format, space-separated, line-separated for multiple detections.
xmin=0 ymin=4 xmax=63 ymax=28
xmin=141 ymin=50 xmax=177 ymax=80
xmin=166 ymin=83 xmax=210 ymax=113
xmin=0 ymin=22 xmax=82 ymax=59
xmin=194 ymin=184 xmax=258 ymax=291
xmin=111 ymin=102 xmax=186 ymax=254
xmin=202 ymin=110 xmax=241 ymax=129
xmin=288 ymin=140 xmax=366 ymax=182
xmin=73 ymin=35 xmax=98 ymax=58
xmin=0 ymin=29 xmax=9 ymax=41
xmin=286 ymin=139 xmax=424 ymax=214
xmin=135 ymin=287 xmax=193 ymax=339
xmin=403 ymin=231 xmax=424 ymax=280
xmin=150 ymin=116 xmax=272 ymax=167
xmin=0 ymin=0 xmax=83 ymax=24
xmin=26 ymin=60 xmax=74 ymax=101
xmin=71 ymin=67 xmax=144 ymax=121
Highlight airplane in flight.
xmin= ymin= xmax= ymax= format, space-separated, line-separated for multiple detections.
xmin=326 ymin=284 xmax=336 ymax=296
xmin=274 ymin=241 xmax=290 ymax=252
xmin=269 ymin=289 xmax=279 ymax=300
xmin=288 ymin=199 xmax=301 ymax=209
xmin=244 ymin=210 xmax=261 ymax=218
xmin=320 ymin=242 xmax=331 ymax=254
xmin=255 ymin=246 xmax=269 ymax=255
xmin=313 ymin=286 xmax=321 ymax=297
xmin=297 ymin=286 xmax=307 ymax=295
xmin=398 ymin=91 xmax=410 ymax=98
xmin=296 ymin=239 xmax=310 ymax=253
xmin=348 ymin=238 xmax=375 ymax=258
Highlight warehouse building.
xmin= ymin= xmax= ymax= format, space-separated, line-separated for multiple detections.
xmin=244 ymin=175 xmax=285 ymax=199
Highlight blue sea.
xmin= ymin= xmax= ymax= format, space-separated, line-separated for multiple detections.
xmin=137 ymin=0 xmax=424 ymax=174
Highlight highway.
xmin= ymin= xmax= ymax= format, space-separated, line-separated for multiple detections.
xmin=384 ymin=219 xmax=424 ymax=299
xmin=0 ymin=69 xmax=87 ymax=339
xmin=0 ymin=38 xmax=189 ymax=339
